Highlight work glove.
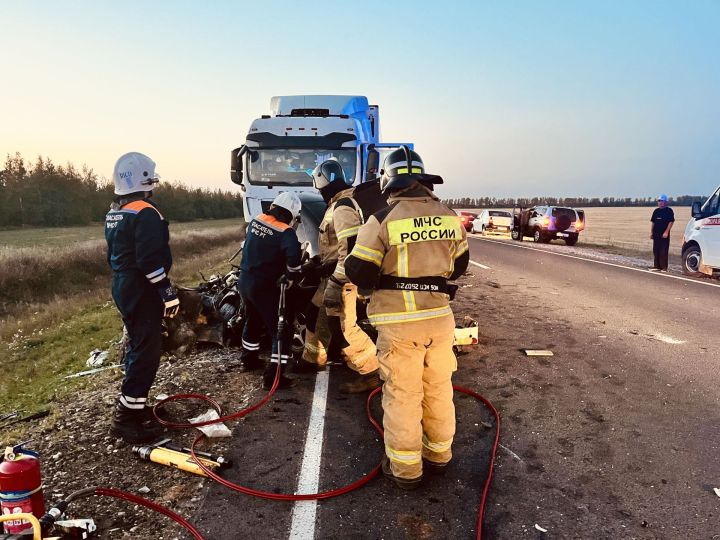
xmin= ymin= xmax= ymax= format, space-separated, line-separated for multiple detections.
xmin=357 ymin=288 xmax=373 ymax=301
xmin=159 ymin=284 xmax=180 ymax=319
xmin=323 ymin=279 xmax=343 ymax=311
xmin=319 ymin=260 xmax=337 ymax=277
xmin=301 ymin=258 xmax=322 ymax=282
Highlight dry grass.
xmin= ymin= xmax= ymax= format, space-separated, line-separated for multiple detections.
xmin=578 ymin=206 xmax=689 ymax=256
xmin=459 ymin=206 xmax=690 ymax=256
xmin=0 ymin=224 xmax=244 ymax=338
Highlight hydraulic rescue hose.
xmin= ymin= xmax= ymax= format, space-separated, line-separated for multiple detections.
xmin=153 ymin=280 xmax=502 ymax=539
xmin=155 ymin=364 xmax=501 ymax=539
xmin=39 ymin=486 xmax=205 ymax=540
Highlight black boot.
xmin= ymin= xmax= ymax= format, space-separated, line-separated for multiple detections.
xmin=293 ymin=359 xmax=326 ymax=373
xmin=239 ymin=350 xmax=264 ymax=372
xmin=263 ymin=363 xmax=295 ymax=390
xmin=110 ymin=402 xmax=164 ymax=444
xmin=381 ymin=456 xmax=422 ymax=490
xmin=339 ymin=370 xmax=381 ymax=394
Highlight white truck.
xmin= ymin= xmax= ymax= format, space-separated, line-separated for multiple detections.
xmin=682 ymin=186 xmax=720 ymax=277
xmin=230 ymin=95 xmax=412 ymax=253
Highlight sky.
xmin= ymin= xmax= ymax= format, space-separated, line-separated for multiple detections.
xmin=1 ymin=0 xmax=719 ymax=199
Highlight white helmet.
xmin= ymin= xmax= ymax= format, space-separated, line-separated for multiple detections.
xmin=113 ymin=152 xmax=160 ymax=196
xmin=271 ymin=192 xmax=302 ymax=219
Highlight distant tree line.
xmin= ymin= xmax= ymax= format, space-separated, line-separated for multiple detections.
xmin=0 ymin=153 xmax=243 ymax=227
xmin=443 ymin=195 xmax=704 ymax=209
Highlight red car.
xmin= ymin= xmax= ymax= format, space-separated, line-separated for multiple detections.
xmin=458 ymin=211 xmax=477 ymax=231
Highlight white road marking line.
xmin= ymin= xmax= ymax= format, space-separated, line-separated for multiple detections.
xmin=470 ymin=260 xmax=491 ymax=270
xmin=289 ymin=368 xmax=330 ymax=540
xmin=471 ymin=236 xmax=720 ymax=289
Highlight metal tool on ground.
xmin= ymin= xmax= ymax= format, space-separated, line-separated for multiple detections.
xmin=132 ymin=439 xmax=227 ymax=477
xmin=523 ymin=349 xmax=554 ymax=357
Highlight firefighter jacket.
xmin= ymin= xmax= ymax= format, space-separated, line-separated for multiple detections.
xmin=318 ymin=187 xmax=363 ymax=284
xmin=105 ymin=198 xmax=173 ymax=312
xmin=240 ymin=213 xmax=302 ymax=284
xmin=344 ymin=182 xmax=469 ymax=326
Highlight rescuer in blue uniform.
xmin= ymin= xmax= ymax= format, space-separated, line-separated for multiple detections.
xmin=238 ymin=192 xmax=303 ymax=390
xmin=105 ymin=152 xmax=179 ymax=443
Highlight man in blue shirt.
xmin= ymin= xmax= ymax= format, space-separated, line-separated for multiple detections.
xmin=649 ymin=194 xmax=675 ymax=272
xmin=105 ymin=152 xmax=179 ymax=443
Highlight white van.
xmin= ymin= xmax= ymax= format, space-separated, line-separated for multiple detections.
xmin=681 ymin=186 xmax=720 ymax=277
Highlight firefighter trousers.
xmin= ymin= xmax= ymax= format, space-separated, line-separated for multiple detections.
xmin=377 ymin=313 xmax=457 ymax=480
xmin=302 ymin=281 xmax=377 ymax=374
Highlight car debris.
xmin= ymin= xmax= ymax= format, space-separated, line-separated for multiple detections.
xmin=86 ymin=349 xmax=108 ymax=368
xmin=64 ymin=365 xmax=123 ymax=379
xmin=713 ymin=487 xmax=720 ymax=498
xmin=454 ymin=316 xmax=479 ymax=354
xmin=54 ymin=518 xmax=97 ymax=538
xmin=535 ymin=523 xmax=548 ymax=533
xmin=523 ymin=349 xmax=554 ymax=357
xmin=189 ymin=409 xmax=232 ymax=438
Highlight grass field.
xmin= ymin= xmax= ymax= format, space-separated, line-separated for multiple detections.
xmin=579 ymin=206 xmax=689 ymax=257
xmin=0 ymin=220 xmax=244 ymax=414
xmin=0 ymin=217 xmax=241 ymax=248
xmin=461 ymin=206 xmax=690 ymax=256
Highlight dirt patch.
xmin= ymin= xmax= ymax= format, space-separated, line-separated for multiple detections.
xmin=1 ymin=346 xmax=256 ymax=539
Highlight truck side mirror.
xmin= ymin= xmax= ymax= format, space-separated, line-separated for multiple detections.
xmin=691 ymin=201 xmax=702 ymax=219
xmin=230 ymin=146 xmax=247 ymax=185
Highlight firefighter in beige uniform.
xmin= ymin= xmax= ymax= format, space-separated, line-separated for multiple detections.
xmin=344 ymin=147 xmax=469 ymax=489
xmin=299 ymin=158 xmax=380 ymax=393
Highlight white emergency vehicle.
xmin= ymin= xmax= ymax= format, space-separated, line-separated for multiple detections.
xmin=682 ymin=187 xmax=720 ymax=277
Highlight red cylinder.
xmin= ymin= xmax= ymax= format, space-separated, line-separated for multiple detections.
xmin=0 ymin=449 xmax=45 ymax=535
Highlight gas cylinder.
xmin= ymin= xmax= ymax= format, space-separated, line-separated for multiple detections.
xmin=0 ymin=444 xmax=45 ymax=535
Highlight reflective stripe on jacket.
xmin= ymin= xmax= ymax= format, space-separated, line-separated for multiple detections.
xmin=344 ymin=182 xmax=469 ymax=326
xmin=318 ymin=187 xmax=363 ymax=283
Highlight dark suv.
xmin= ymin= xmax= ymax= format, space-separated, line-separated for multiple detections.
xmin=511 ymin=205 xmax=585 ymax=245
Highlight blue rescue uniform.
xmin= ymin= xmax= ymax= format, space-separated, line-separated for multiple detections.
xmin=239 ymin=213 xmax=302 ymax=365
xmin=105 ymin=198 xmax=172 ymax=408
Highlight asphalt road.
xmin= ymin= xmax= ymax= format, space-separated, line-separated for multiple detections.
xmin=193 ymin=235 xmax=720 ymax=540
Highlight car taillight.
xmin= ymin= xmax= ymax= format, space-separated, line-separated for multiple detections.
xmin=576 ymin=220 xmax=584 ymax=230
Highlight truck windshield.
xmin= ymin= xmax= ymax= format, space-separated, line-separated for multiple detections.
xmin=247 ymin=149 xmax=356 ymax=186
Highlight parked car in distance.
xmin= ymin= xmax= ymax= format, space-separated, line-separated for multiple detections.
xmin=458 ymin=211 xmax=477 ymax=232
xmin=472 ymin=210 xmax=512 ymax=235
xmin=511 ymin=205 xmax=585 ymax=245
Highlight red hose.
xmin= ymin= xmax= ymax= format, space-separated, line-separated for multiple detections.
xmin=157 ymin=365 xmax=501 ymax=539
xmin=91 ymin=487 xmax=205 ymax=540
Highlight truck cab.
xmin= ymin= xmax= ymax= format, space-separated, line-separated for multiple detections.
xmin=230 ymin=95 xmax=412 ymax=254
xmin=682 ymin=186 xmax=720 ymax=277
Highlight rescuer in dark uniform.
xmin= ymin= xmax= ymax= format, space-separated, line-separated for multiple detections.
xmin=105 ymin=152 xmax=179 ymax=444
xmin=238 ymin=192 xmax=303 ymax=390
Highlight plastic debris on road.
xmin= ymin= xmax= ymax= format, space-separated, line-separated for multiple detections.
xmin=86 ymin=348 xmax=109 ymax=368
xmin=523 ymin=349 xmax=554 ymax=357
xmin=714 ymin=487 xmax=720 ymax=498
xmin=535 ymin=524 xmax=548 ymax=533
xmin=189 ymin=409 xmax=232 ymax=438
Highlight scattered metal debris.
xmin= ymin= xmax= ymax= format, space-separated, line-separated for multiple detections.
xmin=86 ymin=348 xmax=109 ymax=368
xmin=523 ymin=349 xmax=554 ymax=357
xmin=64 ymin=365 xmax=123 ymax=379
